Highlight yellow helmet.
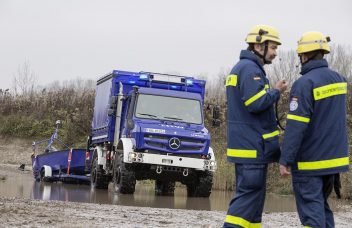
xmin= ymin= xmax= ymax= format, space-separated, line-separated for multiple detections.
xmin=245 ymin=24 xmax=281 ymax=45
xmin=297 ymin=31 xmax=330 ymax=54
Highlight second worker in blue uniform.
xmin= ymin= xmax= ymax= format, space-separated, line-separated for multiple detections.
xmin=279 ymin=31 xmax=349 ymax=228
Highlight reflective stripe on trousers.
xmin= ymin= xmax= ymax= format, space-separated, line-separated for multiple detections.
xmin=224 ymin=215 xmax=261 ymax=228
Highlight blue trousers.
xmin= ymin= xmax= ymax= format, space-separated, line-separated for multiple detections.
xmin=224 ymin=164 xmax=268 ymax=228
xmin=293 ymin=174 xmax=335 ymax=228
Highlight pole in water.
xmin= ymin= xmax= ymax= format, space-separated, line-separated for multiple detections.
xmin=67 ymin=148 xmax=72 ymax=175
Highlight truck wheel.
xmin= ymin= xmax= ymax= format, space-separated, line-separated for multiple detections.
xmin=113 ymin=154 xmax=136 ymax=194
xmin=155 ymin=180 xmax=175 ymax=196
xmin=90 ymin=156 xmax=109 ymax=189
xmin=187 ymin=171 xmax=213 ymax=197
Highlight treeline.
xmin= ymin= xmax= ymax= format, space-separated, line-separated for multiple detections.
xmin=0 ymin=78 xmax=96 ymax=147
xmin=0 ymin=45 xmax=351 ymax=196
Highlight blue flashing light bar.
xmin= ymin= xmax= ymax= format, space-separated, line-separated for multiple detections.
xmin=186 ymin=79 xmax=193 ymax=86
xmin=139 ymin=74 xmax=149 ymax=80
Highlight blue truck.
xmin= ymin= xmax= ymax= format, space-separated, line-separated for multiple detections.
xmin=87 ymin=70 xmax=217 ymax=197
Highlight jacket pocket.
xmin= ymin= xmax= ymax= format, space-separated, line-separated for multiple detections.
xmin=227 ymin=122 xmax=263 ymax=158
xmin=261 ymin=130 xmax=280 ymax=161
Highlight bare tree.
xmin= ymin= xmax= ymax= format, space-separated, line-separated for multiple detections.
xmin=12 ymin=61 xmax=37 ymax=97
xmin=266 ymin=50 xmax=300 ymax=87
xmin=326 ymin=44 xmax=352 ymax=82
xmin=205 ymin=67 xmax=230 ymax=105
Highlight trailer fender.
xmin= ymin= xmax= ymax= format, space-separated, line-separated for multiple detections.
xmin=42 ymin=165 xmax=52 ymax=177
xmin=119 ymin=138 xmax=134 ymax=163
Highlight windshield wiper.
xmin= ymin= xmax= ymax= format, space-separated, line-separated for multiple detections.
xmin=137 ymin=113 xmax=159 ymax=119
xmin=163 ymin=116 xmax=184 ymax=121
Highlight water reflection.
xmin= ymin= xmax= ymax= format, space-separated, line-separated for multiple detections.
xmin=0 ymin=174 xmax=348 ymax=212
xmin=30 ymin=182 xmax=212 ymax=211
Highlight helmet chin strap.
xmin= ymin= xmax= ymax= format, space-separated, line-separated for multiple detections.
xmin=253 ymin=41 xmax=271 ymax=64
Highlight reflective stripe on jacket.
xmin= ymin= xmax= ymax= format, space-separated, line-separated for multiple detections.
xmin=226 ymin=50 xmax=280 ymax=164
xmin=280 ymin=59 xmax=349 ymax=176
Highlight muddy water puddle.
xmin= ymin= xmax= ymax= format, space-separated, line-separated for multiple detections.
xmin=0 ymin=173 xmax=348 ymax=212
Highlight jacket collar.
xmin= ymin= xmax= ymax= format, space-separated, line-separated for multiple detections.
xmin=240 ymin=50 xmax=265 ymax=74
xmin=301 ymin=59 xmax=329 ymax=75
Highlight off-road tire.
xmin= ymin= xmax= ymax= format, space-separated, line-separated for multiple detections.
xmin=113 ymin=154 xmax=136 ymax=194
xmin=90 ymin=156 xmax=109 ymax=189
xmin=155 ymin=180 xmax=176 ymax=196
xmin=187 ymin=171 xmax=213 ymax=197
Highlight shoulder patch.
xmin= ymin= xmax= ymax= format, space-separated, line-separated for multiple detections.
xmin=289 ymin=97 xmax=299 ymax=111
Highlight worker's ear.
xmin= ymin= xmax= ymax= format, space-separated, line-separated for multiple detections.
xmin=254 ymin=43 xmax=264 ymax=53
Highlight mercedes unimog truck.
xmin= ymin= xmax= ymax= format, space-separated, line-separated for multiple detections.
xmin=87 ymin=70 xmax=216 ymax=197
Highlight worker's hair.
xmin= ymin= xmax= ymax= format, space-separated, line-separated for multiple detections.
xmin=305 ymin=50 xmax=324 ymax=60
xmin=247 ymin=43 xmax=265 ymax=52
xmin=247 ymin=44 xmax=255 ymax=51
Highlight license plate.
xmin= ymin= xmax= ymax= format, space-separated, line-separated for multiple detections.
xmin=162 ymin=159 xmax=173 ymax=164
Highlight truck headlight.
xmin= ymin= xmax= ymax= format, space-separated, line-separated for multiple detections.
xmin=204 ymin=160 xmax=217 ymax=170
xmin=128 ymin=152 xmax=137 ymax=162
xmin=131 ymin=153 xmax=137 ymax=158
xmin=128 ymin=152 xmax=143 ymax=163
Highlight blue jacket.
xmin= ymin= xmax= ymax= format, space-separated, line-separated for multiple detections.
xmin=226 ymin=50 xmax=281 ymax=164
xmin=280 ymin=59 xmax=349 ymax=176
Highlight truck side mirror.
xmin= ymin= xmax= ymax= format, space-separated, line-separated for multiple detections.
xmin=107 ymin=108 xmax=115 ymax=116
xmin=126 ymin=88 xmax=138 ymax=130
xmin=212 ymin=105 xmax=221 ymax=127
xmin=109 ymin=96 xmax=118 ymax=109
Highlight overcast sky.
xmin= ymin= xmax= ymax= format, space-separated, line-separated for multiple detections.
xmin=0 ymin=0 xmax=351 ymax=89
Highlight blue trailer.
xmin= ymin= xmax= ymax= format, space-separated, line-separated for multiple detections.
xmin=87 ymin=70 xmax=217 ymax=197
xmin=31 ymin=121 xmax=90 ymax=183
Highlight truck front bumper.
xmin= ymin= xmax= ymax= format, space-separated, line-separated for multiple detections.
xmin=125 ymin=152 xmax=216 ymax=172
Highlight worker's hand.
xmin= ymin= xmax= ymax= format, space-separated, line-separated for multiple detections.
xmin=279 ymin=164 xmax=291 ymax=177
xmin=275 ymin=80 xmax=288 ymax=93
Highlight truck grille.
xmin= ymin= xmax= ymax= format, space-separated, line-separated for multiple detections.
xmin=144 ymin=134 xmax=205 ymax=153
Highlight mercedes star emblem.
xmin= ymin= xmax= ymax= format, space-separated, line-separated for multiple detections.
xmin=169 ymin=137 xmax=181 ymax=150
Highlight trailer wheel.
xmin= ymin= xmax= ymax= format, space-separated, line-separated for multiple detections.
xmin=155 ymin=180 xmax=175 ymax=196
xmin=90 ymin=156 xmax=109 ymax=189
xmin=187 ymin=171 xmax=213 ymax=197
xmin=113 ymin=154 xmax=136 ymax=194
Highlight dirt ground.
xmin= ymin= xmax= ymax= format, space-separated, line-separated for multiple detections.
xmin=0 ymin=136 xmax=34 ymax=165
xmin=1 ymin=137 xmax=352 ymax=227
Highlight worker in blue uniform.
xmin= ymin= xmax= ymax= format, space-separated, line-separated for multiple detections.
xmin=279 ymin=31 xmax=349 ymax=228
xmin=224 ymin=24 xmax=288 ymax=228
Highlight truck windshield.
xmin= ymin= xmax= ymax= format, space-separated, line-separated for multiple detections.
xmin=135 ymin=94 xmax=202 ymax=124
